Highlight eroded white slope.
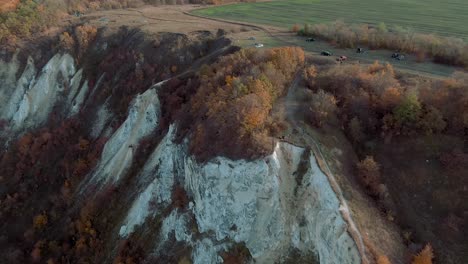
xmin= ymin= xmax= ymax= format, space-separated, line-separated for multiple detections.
xmin=0 ymin=53 xmax=90 ymax=131
xmin=119 ymin=126 xmax=181 ymax=236
xmin=117 ymin=126 xmax=361 ymax=264
xmin=85 ymin=88 xmax=160 ymax=188
xmin=0 ymin=53 xmax=21 ymax=112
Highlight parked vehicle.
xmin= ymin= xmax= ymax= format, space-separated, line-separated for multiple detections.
xmin=391 ymin=53 xmax=405 ymax=60
xmin=306 ymin=38 xmax=315 ymax=42
xmin=254 ymin=43 xmax=264 ymax=48
xmin=321 ymin=51 xmax=332 ymax=56
xmin=336 ymin=55 xmax=348 ymax=62
xmin=356 ymin=47 xmax=364 ymax=53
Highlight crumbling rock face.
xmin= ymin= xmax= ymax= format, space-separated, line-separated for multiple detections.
xmin=0 ymin=53 xmax=89 ymax=132
xmin=83 ymin=88 xmax=160 ymax=189
xmin=0 ymin=32 xmax=363 ymax=263
xmin=115 ymin=125 xmax=361 ymax=264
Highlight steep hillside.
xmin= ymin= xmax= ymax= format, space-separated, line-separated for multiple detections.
xmin=2 ymin=3 xmax=466 ymax=264
xmin=0 ymin=20 xmax=385 ymax=263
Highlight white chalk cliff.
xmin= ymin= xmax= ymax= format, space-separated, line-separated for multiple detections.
xmin=0 ymin=53 xmax=89 ymax=132
xmin=116 ymin=126 xmax=361 ymax=264
xmin=0 ymin=53 xmax=362 ymax=264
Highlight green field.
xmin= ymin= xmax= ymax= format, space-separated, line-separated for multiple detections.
xmin=193 ymin=0 xmax=468 ymax=39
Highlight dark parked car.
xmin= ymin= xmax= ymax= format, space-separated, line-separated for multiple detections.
xmin=356 ymin=47 xmax=364 ymax=53
xmin=321 ymin=51 xmax=332 ymax=56
xmin=391 ymin=53 xmax=405 ymax=60
xmin=306 ymin=38 xmax=315 ymax=42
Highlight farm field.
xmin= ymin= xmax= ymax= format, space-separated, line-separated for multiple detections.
xmin=193 ymin=0 xmax=468 ymax=39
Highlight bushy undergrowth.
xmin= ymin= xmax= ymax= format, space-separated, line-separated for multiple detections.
xmin=304 ymin=62 xmax=468 ymax=139
xmin=300 ymin=21 xmax=468 ymax=67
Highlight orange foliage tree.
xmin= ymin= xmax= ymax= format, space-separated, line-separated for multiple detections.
xmin=377 ymin=255 xmax=392 ymax=264
xmin=412 ymin=244 xmax=434 ymax=264
xmin=356 ymin=156 xmax=382 ymax=196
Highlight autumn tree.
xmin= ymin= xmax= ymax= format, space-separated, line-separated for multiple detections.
xmin=379 ymin=87 xmax=402 ymax=110
xmin=33 ymin=213 xmax=48 ymax=230
xmin=291 ymin=24 xmax=300 ymax=33
xmin=348 ymin=117 xmax=365 ymax=144
xmin=303 ymin=65 xmax=318 ymax=88
xmin=59 ymin=31 xmax=75 ymax=51
xmin=75 ymin=24 xmax=97 ymax=55
xmin=356 ymin=156 xmax=382 ymax=196
xmin=377 ymin=255 xmax=392 ymax=264
xmin=309 ymin=89 xmax=337 ymax=127
xmin=420 ymin=106 xmax=446 ymax=134
xmin=393 ymin=92 xmax=422 ymax=132
xmin=177 ymin=47 xmax=305 ymax=161
xmin=412 ymin=244 xmax=434 ymax=264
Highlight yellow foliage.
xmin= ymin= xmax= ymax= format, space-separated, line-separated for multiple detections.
xmin=78 ymin=138 xmax=90 ymax=150
xmin=75 ymin=24 xmax=97 ymax=53
xmin=380 ymin=87 xmax=402 ymax=109
xmin=377 ymin=255 xmax=392 ymax=264
xmin=33 ymin=213 xmax=48 ymax=230
xmin=291 ymin=24 xmax=300 ymax=33
xmin=225 ymin=75 xmax=234 ymax=87
xmin=178 ymin=256 xmax=191 ymax=264
xmin=412 ymin=244 xmax=434 ymax=264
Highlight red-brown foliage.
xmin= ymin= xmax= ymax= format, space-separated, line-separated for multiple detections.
xmin=176 ymin=47 xmax=304 ymax=161
xmin=0 ymin=0 xmax=19 ymax=13
xmin=305 ymin=62 xmax=468 ymax=139
xmin=439 ymin=149 xmax=468 ymax=171
xmin=113 ymin=239 xmax=144 ymax=264
xmin=0 ymin=118 xmax=107 ymax=263
xmin=412 ymin=244 xmax=434 ymax=264
xmin=356 ymin=156 xmax=382 ymax=196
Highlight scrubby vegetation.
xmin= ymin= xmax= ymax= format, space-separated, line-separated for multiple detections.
xmin=300 ymin=21 xmax=468 ymax=67
xmin=173 ymin=47 xmax=304 ymax=161
xmin=302 ymin=60 xmax=468 ymax=263
xmin=303 ymin=62 xmax=468 ymax=139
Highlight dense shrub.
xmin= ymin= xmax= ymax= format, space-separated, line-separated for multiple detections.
xmin=356 ymin=156 xmax=382 ymax=196
xmin=308 ymin=89 xmax=337 ymax=127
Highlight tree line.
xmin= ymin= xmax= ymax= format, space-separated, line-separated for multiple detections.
xmin=298 ymin=21 xmax=468 ymax=67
